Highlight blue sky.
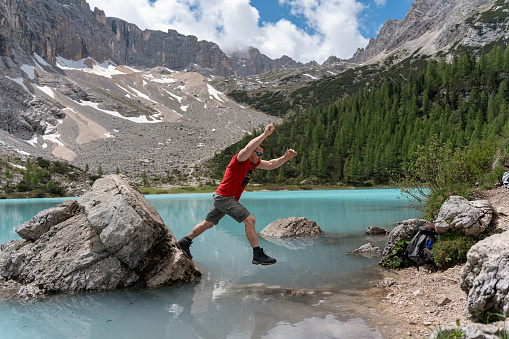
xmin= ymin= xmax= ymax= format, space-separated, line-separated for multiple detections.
xmin=86 ymin=0 xmax=414 ymax=63
xmin=251 ymin=0 xmax=411 ymax=41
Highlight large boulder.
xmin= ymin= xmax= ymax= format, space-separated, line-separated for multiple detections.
xmin=379 ymin=219 xmax=429 ymax=264
xmin=259 ymin=217 xmax=323 ymax=238
xmin=78 ymin=174 xmax=166 ymax=269
xmin=434 ymin=196 xmax=493 ymax=235
xmin=0 ymin=174 xmax=201 ymax=298
xmin=460 ymin=231 xmax=509 ymax=320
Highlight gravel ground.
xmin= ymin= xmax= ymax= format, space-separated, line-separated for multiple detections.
xmin=2 ymin=66 xmax=280 ymax=180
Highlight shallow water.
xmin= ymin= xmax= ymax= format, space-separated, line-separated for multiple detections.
xmin=0 ymin=189 xmax=420 ymax=338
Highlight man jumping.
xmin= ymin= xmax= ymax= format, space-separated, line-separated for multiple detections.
xmin=176 ymin=123 xmax=297 ymax=265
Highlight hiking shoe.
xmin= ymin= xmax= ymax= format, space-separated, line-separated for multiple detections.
xmin=176 ymin=237 xmax=193 ymax=259
xmin=252 ymin=248 xmax=277 ymax=265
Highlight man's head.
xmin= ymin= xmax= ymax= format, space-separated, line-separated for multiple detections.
xmin=249 ymin=145 xmax=264 ymax=164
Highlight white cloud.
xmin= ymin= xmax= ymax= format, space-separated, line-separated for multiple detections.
xmin=86 ymin=0 xmax=370 ymax=63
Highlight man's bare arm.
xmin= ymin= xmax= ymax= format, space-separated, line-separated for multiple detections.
xmin=237 ymin=123 xmax=275 ymax=162
xmin=258 ymin=149 xmax=298 ymax=170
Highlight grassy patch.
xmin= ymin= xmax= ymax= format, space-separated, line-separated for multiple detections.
xmin=432 ymin=232 xmax=478 ymax=269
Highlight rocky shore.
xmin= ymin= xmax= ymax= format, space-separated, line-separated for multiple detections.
xmin=365 ymin=186 xmax=509 ymax=338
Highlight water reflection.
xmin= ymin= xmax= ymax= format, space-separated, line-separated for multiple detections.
xmin=262 ymin=315 xmax=382 ymax=339
xmin=0 ymin=277 xmax=384 ymax=339
xmin=261 ymin=237 xmax=318 ymax=250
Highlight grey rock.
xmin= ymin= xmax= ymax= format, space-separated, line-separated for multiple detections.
xmin=0 ymin=174 xmax=201 ymax=297
xmin=78 ymin=174 xmax=168 ymax=268
xmin=434 ymin=196 xmax=493 ymax=235
xmin=460 ymin=231 xmax=509 ymax=320
xmin=378 ymin=277 xmax=397 ymax=288
xmin=437 ymin=296 xmax=452 ymax=307
xmin=259 ymin=217 xmax=323 ymax=238
xmin=379 ymin=219 xmax=429 ymax=264
xmin=366 ymin=226 xmax=389 ymax=235
xmin=16 ymin=200 xmax=80 ymax=241
xmin=429 ymin=320 xmax=509 ymax=339
xmin=346 ymin=243 xmax=381 ymax=257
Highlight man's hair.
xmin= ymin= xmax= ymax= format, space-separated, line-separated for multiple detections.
xmin=259 ymin=144 xmax=264 ymax=149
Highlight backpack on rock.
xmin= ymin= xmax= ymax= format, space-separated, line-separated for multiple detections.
xmin=404 ymin=223 xmax=438 ymax=269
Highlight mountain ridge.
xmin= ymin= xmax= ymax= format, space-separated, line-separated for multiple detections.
xmin=349 ymin=0 xmax=502 ymax=64
xmin=1 ymin=0 xmax=322 ymax=78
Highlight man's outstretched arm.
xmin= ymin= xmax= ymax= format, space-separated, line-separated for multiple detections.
xmin=258 ymin=149 xmax=298 ymax=170
xmin=238 ymin=123 xmax=275 ymax=162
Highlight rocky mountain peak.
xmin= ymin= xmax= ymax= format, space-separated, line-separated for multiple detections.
xmin=350 ymin=0 xmax=497 ymax=64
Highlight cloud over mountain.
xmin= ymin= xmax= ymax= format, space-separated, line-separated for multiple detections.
xmin=85 ymin=0 xmax=370 ymax=63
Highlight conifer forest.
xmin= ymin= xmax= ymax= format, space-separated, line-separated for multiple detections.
xmin=213 ymin=45 xmax=509 ymax=186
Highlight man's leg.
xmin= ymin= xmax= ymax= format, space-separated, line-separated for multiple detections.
xmin=243 ymin=214 xmax=277 ymax=266
xmin=243 ymin=214 xmax=259 ymax=248
xmin=188 ymin=220 xmax=215 ymax=240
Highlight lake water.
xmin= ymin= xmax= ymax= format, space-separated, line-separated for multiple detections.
xmin=0 ymin=189 xmax=420 ymax=338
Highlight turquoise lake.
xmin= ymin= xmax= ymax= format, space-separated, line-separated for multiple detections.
xmin=0 ymin=189 xmax=421 ymax=338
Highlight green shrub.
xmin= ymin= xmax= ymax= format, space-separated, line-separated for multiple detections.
xmin=397 ymin=137 xmax=502 ymax=218
xmin=432 ymin=232 xmax=477 ymax=269
xmin=36 ymin=157 xmax=51 ymax=169
xmin=380 ymin=239 xmax=411 ymax=269
xmin=478 ymin=165 xmax=506 ymax=190
xmin=142 ymin=171 xmax=150 ymax=186
xmin=424 ymin=184 xmax=472 ymax=219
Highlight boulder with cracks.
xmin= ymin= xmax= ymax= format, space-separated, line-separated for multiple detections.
xmin=0 ymin=174 xmax=201 ymax=298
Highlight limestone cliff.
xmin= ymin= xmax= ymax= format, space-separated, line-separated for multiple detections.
xmin=350 ymin=0 xmax=506 ymax=64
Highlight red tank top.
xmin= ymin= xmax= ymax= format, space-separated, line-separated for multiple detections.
xmin=216 ymin=154 xmax=260 ymax=201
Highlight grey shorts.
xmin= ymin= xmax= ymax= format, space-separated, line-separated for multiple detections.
xmin=205 ymin=193 xmax=251 ymax=225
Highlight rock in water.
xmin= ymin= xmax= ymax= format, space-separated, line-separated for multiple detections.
xmin=346 ymin=243 xmax=381 ymax=257
xmin=259 ymin=217 xmax=323 ymax=238
xmin=0 ymin=174 xmax=200 ymax=298
xmin=365 ymin=226 xmax=389 ymax=235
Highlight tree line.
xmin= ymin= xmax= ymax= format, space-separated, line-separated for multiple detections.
xmin=211 ymin=44 xmax=509 ymax=186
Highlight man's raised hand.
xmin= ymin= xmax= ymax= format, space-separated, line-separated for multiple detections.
xmin=264 ymin=123 xmax=275 ymax=136
xmin=284 ymin=149 xmax=298 ymax=160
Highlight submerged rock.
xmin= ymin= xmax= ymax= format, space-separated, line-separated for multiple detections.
xmin=259 ymin=217 xmax=323 ymax=238
xmin=261 ymin=237 xmax=317 ymax=250
xmin=365 ymin=226 xmax=389 ymax=235
xmin=0 ymin=174 xmax=201 ymax=298
xmin=346 ymin=243 xmax=381 ymax=257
